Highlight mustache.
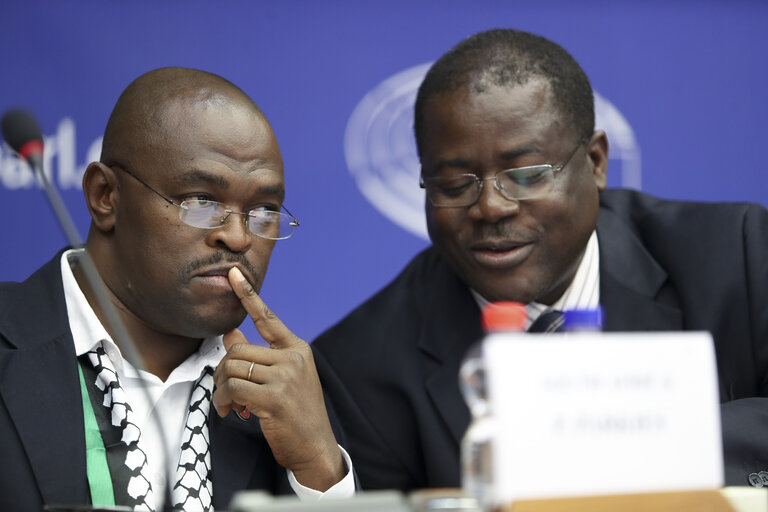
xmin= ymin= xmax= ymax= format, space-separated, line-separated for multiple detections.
xmin=180 ymin=251 xmax=261 ymax=285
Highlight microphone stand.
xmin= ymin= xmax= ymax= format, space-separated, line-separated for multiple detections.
xmin=28 ymin=153 xmax=176 ymax=512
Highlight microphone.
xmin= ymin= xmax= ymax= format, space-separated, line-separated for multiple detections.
xmin=1 ymin=108 xmax=83 ymax=248
xmin=1 ymin=107 xmax=44 ymax=168
xmin=1 ymin=108 xmax=175 ymax=512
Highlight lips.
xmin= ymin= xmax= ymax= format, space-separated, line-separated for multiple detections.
xmin=469 ymin=239 xmax=535 ymax=269
xmin=196 ymin=266 xmax=233 ymax=278
xmin=471 ymin=239 xmax=527 ymax=252
xmin=192 ymin=264 xmax=251 ymax=291
xmin=195 ymin=263 xmax=251 ymax=279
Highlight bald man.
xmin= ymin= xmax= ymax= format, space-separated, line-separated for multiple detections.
xmin=0 ymin=67 xmax=353 ymax=512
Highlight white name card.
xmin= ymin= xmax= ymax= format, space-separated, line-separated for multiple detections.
xmin=482 ymin=331 xmax=724 ymax=505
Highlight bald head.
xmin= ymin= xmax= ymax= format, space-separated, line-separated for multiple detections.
xmin=100 ymin=67 xmax=266 ymax=166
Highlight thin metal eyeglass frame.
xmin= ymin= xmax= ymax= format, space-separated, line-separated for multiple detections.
xmin=419 ymin=141 xmax=584 ymax=207
xmin=108 ymin=163 xmax=300 ymax=240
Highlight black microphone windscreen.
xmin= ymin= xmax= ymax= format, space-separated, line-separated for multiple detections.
xmin=1 ymin=107 xmax=44 ymax=154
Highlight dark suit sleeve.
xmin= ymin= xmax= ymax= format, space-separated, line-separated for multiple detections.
xmin=319 ymin=377 xmax=361 ymax=491
xmin=722 ymin=399 xmax=768 ymax=484
xmin=313 ymin=346 xmax=420 ymax=491
xmin=720 ymin=203 xmax=768 ymax=485
xmin=744 ymin=204 xmax=768 ymax=394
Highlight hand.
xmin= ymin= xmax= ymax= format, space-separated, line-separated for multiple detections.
xmin=212 ymin=267 xmax=345 ymax=491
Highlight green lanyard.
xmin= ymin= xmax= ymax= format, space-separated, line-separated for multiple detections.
xmin=78 ymin=363 xmax=116 ymax=507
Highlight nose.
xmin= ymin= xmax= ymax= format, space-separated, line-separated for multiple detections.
xmin=206 ymin=211 xmax=253 ymax=253
xmin=468 ymin=176 xmax=521 ymax=223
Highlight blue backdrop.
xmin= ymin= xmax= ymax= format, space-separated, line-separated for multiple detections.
xmin=1 ymin=1 xmax=766 ymax=345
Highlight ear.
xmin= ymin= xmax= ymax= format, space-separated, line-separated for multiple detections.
xmin=587 ymin=130 xmax=609 ymax=191
xmin=82 ymin=162 xmax=119 ymax=232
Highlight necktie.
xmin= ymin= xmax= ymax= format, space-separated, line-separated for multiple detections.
xmin=84 ymin=342 xmax=215 ymax=511
xmin=528 ymin=310 xmax=565 ymax=333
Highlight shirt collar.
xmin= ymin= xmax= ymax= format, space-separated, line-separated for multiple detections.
xmin=60 ymin=248 xmax=224 ymax=382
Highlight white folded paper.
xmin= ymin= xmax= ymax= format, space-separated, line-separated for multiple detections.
xmin=482 ymin=331 xmax=723 ymax=505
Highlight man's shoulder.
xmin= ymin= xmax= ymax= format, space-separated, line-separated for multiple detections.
xmin=0 ymin=250 xmax=65 ymax=295
xmin=313 ymin=246 xmax=459 ymax=349
xmin=600 ymin=188 xmax=766 ymax=217
xmin=597 ymin=189 xmax=768 ymax=283
xmin=0 ymin=251 xmax=68 ymax=347
xmin=599 ymin=188 xmax=768 ymax=235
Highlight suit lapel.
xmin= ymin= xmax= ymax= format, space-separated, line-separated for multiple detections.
xmin=597 ymin=207 xmax=683 ymax=332
xmin=210 ymin=410 xmax=276 ymax=509
xmin=0 ymin=252 xmax=89 ymax=507
xmin=418 ymin=258 xmax=484 ymax=447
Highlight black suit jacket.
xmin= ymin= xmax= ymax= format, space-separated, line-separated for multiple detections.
xmin=312 ymin=189 xmax=768 ymax=491
xmin=0 ymin=251 xmax=294 ymax=511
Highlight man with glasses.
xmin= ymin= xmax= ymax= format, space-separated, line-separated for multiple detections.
xmin=0 ymin=67 xmax=353 ymax=511
xmin=313 ymin=28 xmax=768 ymax=492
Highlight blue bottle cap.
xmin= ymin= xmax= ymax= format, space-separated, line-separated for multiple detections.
xmin=563 ymin=307 xmax=604 ymax=331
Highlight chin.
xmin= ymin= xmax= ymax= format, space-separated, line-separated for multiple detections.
xmin=207 ymin=312 xmax=249 ymax=336
xmin=179 ymin=320 xmax=242 ymax=339
xmin=474 ymin=278 xmax=541 ymax=304
xmin=176 ymin=307 xmax=248 ymax=338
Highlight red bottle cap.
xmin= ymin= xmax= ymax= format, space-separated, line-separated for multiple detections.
xmin=481 ymin=301 xmax=526 ymax=332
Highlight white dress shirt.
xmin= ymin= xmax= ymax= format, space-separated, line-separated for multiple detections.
xmin=60 ymin=249 xmax=354 ymax=509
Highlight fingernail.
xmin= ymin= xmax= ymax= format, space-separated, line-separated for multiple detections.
xmin=229 ymin=267 xmax=245 ymax=282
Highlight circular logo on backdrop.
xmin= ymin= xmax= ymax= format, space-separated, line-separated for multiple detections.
xmin=344 ymin=63 xmax=641 ymax=240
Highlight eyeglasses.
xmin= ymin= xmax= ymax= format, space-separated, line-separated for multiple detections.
xmin=419 ymin=142 xmax=584 ymax=208
xmin=109 ymin=164 xmax=300 ymax=240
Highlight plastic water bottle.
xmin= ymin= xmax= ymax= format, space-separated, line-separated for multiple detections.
xmin=459 ymin=301 xmax=526 ymax=510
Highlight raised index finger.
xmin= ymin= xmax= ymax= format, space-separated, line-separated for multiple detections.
xmin=228 ymin=266 xmax=303 ymax=349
